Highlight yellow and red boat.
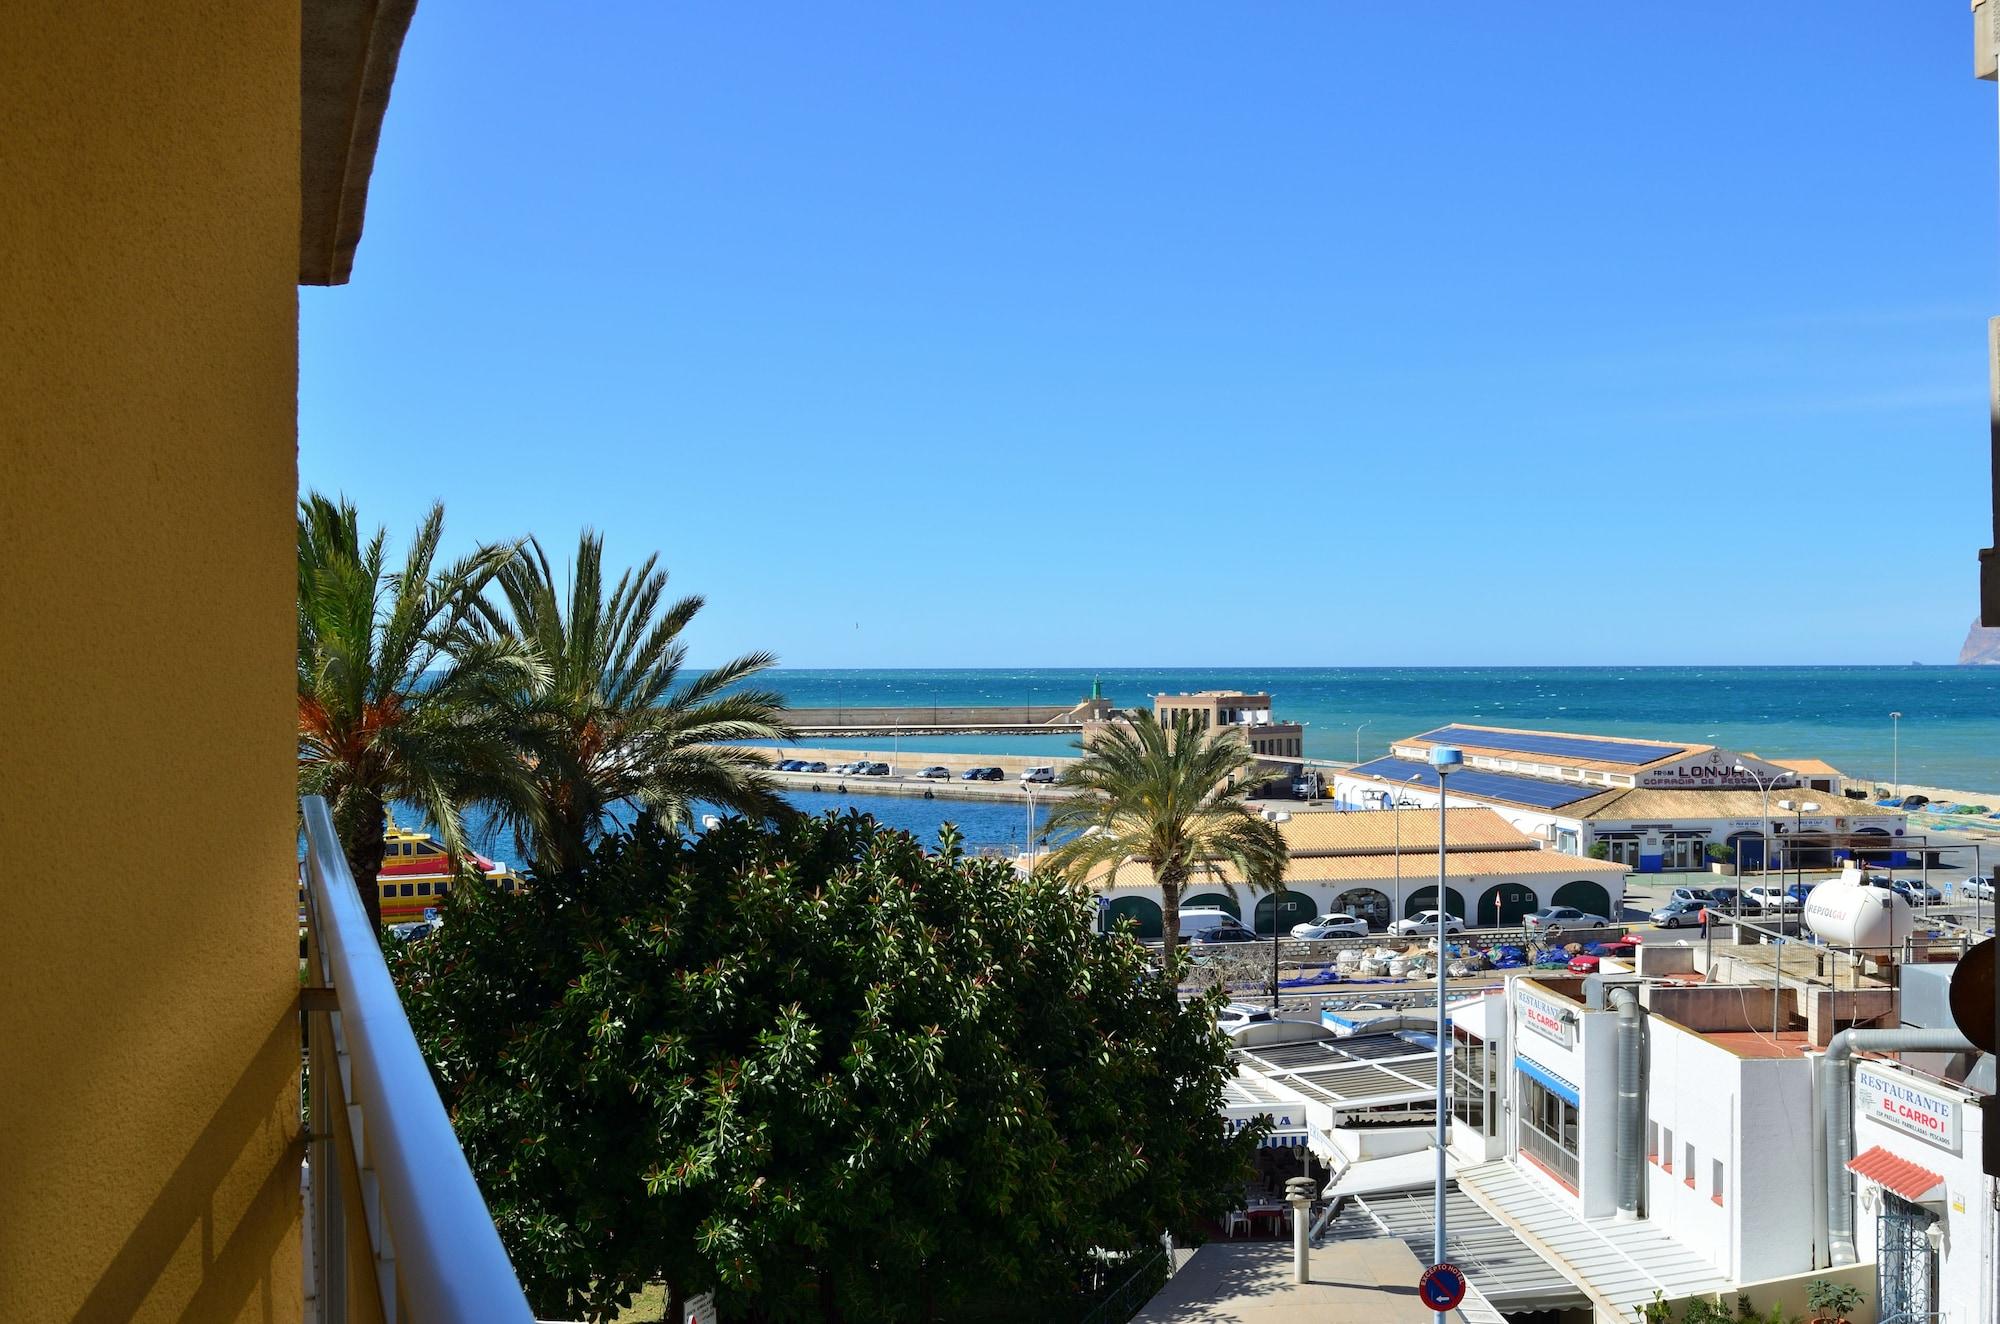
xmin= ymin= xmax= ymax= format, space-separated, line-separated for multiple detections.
xmin=372 ymin=819 xmax=524 ymax=923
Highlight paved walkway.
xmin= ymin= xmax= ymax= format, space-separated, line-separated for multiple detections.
xmin=1131 ymin=1236 xmax=1436 ymax=1324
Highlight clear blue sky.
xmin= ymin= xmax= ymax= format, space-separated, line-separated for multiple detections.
xmin=301 ymin=2 xmax=1998 ymax=668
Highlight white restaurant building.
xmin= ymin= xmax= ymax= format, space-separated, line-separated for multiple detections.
xmin=1334 ymin=724 xmax=1907 ymax=876
xmin=1428 ymin=950 xmax=1996 ymax=1322
xmin=1086 ymin=805 xmax=1629 ymax=935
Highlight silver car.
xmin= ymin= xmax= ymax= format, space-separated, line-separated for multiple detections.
xmin=1525 ymin=906 xmax=1609 ymax=931
xmin=1290 ymin=912 xmax=1369 ymax=939
xmin=1650 ymin=899 xmax=1705 ymax=929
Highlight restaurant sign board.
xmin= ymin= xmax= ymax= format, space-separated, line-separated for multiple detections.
xmin=1855 ymin=1064 xmax=1962 ymax=1153
xmin=1520 ymin=988 xmax=1575 ymax=1048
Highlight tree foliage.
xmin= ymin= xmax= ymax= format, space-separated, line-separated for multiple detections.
xmin=1039 ymin=712 xmax=1289 ymax=971
xmin=395 ymin=810 xmax=1257 ymax=1321
xmin=471 ymin=529 xmax=794 ymax=874
xmin=296 ymin=492 xmax=544 ymax=929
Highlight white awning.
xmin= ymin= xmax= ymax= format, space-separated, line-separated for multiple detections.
xmin=1326 ymin=1149 xmax=1455 ymax=1199
xmin=1456 ymin=1159 xmax=1731 ymax=1316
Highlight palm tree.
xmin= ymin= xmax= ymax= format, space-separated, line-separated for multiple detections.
xmin=297 ymin=494 xmax=545 ymax=932
xmin=473 ymin=530 xmax=794 ymax=874
xmin=1039 ymin=711 xmax=1289 ymax=974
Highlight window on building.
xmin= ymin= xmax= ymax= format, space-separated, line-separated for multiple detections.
xmin=1518 ymin=1073 xmax=1581 ymax=1191
xmin=1662 ymin=1126 xmax=1674 ymax=1172
xmin=1647 ymin=1120 xmax=1659 ymax=1162
xmin=1711 ymin=1158 xmax=1724 ymax=1205
xmin=1684 ymin=1142 xmax=1695 ymax=1187
xmin=1451 ymin=1027 xmax=1498 ymax=1139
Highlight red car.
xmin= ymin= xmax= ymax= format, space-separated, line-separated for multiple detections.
xmin=1568 ymin=936 xmax=1641 ymax=974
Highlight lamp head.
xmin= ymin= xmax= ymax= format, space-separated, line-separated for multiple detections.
xmin=1732 ymin=763 xmax=1749 ymax=774
xmin=1778 ymin=799 xmax=1796 ymax=812
xmin=1802 ymin=801 xmax=1821 ymax=814
xmin=1429 ymin=745 xmax=1464 ymax=775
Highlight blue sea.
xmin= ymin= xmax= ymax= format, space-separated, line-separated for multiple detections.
xmin=752 ymin=666 xmax=2000 ymax=793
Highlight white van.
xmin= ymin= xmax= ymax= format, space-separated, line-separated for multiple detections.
xmin=1021 ymin=766 xmax=1057 ymax=784
xmin=1177 ymin=908 xmax=1243 ymax=939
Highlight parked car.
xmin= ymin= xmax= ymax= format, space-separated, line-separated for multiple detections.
xmin=1216 ymin=1002 xmax=1277 ymax=1029
xmin=831 ymin=760 xmax=865 ymax=775
xmin=1021 ymin=765 xmax=1058 ymax=784
xmin=1525 ymin=906 xmax=1609 ymax=931
xmin=1863 ymin=876 xmax=1941 ymax=905
xmin=1705 ymin=886 xmax=1743 ymax=911
xmin=1667 ymin=886 xmax=1715 ymax=906
xmin=1650 ymin=899 xmax=1706 ymax=929
xmin=1962 ymin=876 xmax=1996 ymax=902
xmin=915 ymin=765 xmax=951 ymax=780
xmin=1389 ymin=910 xmax=1466 ymax=937
xmin=799 ymin=761 xmax=828 ymax=774
xmin=855 ymin=762 xmax=890 ymax=776
xmin=1177 ymin=908 xmax=1243 ymax=940
xmin=1742 ymin=886 xmax=1800 ymax=912
xmin=773 ymin=759 xmax=800 ymax=771
xmin=1290 ymin=912 xmax=1369 ymax=940
xmin=1190 ymin=923 xmax=1260 ymax=945
xmin=961 ymin=766 xmax=1004 ymax=781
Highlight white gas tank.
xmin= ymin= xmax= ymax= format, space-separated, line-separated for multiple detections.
xmin=1804 ymin=866 xmax=1912 ymax=949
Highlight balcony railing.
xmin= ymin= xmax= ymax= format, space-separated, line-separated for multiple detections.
xmin=301 ymin=795 xmax=535 ymax=1323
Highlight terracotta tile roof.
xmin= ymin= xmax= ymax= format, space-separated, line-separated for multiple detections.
xmin=1771 ymin=757 xmax=1845 ymax=778
xmin=1084 ymin=846 xmax=1627 ymax=889
xmin=1276 ymin=807 xmax=1531 ymax=856
xmin=1563 ymin=787 xmax=1904 ymax=822
xmin=1846 ymin=1146 xmax=1945 ymax=1203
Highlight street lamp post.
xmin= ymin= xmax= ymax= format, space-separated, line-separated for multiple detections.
xmin=1733 ymin=764 xmax=1778 ymax=906
xmin=1429 ymin=744 xmax=1463 ymax=1321
xmin=1777 ymin=798 xmax=1822 ymax=911
xmin=1024 ymin=782 xmax=1039 ymax=865
xmin=1356 ymin=721 xmax=1371 ymax=766
xmin=1890 ymin=712 xmax=1903 ymax=799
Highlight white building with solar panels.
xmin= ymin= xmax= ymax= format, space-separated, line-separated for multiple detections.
xmin=1333 ymin=724 xmax=1905 ymax=880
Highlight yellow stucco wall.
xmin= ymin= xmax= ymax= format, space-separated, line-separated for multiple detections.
xmin=0 ymin=2 xmax=305 ymax=1320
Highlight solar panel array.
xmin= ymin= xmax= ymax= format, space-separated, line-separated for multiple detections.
xmin=1413 ymin=725 xmax=1685 ymax=767
xmin=1348 ymin=757 xmax=1603 ymax=811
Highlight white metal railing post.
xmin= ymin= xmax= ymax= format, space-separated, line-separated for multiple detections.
xmin=299 ymin=796 xmax=535 ymax=1323
xmin=305 ymin=840 xmax=346 ymax=1324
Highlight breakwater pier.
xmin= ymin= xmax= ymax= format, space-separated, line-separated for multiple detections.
xmin=787 ymin=700 xmax=1098 ymax=737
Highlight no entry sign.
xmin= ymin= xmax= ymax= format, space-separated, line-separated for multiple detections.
xmin=1419 ymin=1262 xmax=1467 ymax=1312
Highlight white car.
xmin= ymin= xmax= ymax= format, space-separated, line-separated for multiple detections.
xmin=1742 ymin=886 xmax=1800 ymax=912
xmin=1389 ymin=910 xmax=1466 ymax=937
xmin=1962 ymin=877 xmax=1995 ymax=902
xmin=1667 ymin=886 xmax=1715 ymax=906
xmin=1524 ymin=906 xmax=1609 ymax=931
xmin=1290 ymin=912 xmax=1369 ymax=940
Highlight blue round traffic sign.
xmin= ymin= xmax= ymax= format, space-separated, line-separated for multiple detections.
xmin=1419 ymin=1262 xmax=1467 ymax=1311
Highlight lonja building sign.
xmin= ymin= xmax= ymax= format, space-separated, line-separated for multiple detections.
xmin=1636 ymin=752 xmax=1797 ymax=791
xmin=1855 ymin=1064 xmax=1962 ymax=1153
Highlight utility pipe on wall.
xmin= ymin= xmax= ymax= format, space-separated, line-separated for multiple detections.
xmin=1821 ymin=1027 xmax=1974 ymax=1266
xmin=1611 ymin=986 xmax=1646 ymax=1221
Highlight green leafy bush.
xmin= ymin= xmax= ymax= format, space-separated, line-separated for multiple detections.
xmin=397 ymin=810 xmax=1260 ymax=1321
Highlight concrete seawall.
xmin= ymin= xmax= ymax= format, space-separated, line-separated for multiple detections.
xmin=787 ymin=703 xmax=1091 ymax=734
